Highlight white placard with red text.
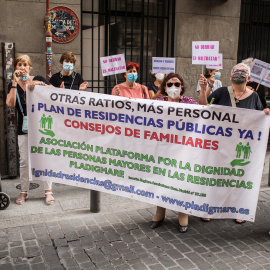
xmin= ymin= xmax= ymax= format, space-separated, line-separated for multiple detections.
xmin=100 ymin=53 xmax=126 ymax=76
xmin=192 ymin=41 xmax=219 ymax=65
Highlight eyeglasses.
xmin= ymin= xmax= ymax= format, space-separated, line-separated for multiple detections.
xmin=232 ymin=69 xmax=248 ymax=74
xmin=166 ymin=82 xmax=181 ymax=87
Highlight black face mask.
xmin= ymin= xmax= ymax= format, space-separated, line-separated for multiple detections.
xmin=231 ymin=73 xmax=248 ymax=85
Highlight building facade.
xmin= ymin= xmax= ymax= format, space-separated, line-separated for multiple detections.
xmin=0 ymin=0 xmax=261 ymax=176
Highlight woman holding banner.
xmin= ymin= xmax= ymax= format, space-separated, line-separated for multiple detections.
xmin=198 ymin=62 xmax=270 ymax=224
xmin=111 ymin=62 xmax=149 ymax=99
xmin=49 ymin=51 xmax=88 ymax=90
xmin=149 ymin=72 xmax=197 ymax=233
xmin=6 ymin=54 xmax=55 ymax=205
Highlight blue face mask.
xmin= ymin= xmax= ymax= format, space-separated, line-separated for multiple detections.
xmin=127 ymin=73 xmax=138 ymax=83
xmin=63 ymin=62 xmax=74 ymax=72
xmin=214 ymin=72 xmax=221 ymax=80
xmin=20 ymin=74 xmax=29 ymax=81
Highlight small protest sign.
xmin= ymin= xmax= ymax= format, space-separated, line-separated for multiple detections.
xmin=100 ymin=53 xmax=126 ymax=76
xmin=152 ymin=57 xmax=175 ymax=74
xmin=192 ymin=41 xmax=219 ymax=65
xmin=250 ymin=59 xmax=270 ymax=88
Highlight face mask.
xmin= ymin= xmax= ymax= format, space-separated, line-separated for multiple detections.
xmin=127 ymin=73 xmax=138 ymax=83
xmin=20 ymin=74 xmax=29 ymax=81
xmin=231 ymin=72 xmax=247 ymax=85
xmin=214 ymin=72 xmax=221 ymax=80
xmin=155 ymin=73 xmax=165 ymax=81
xmin=63 ymin=62 xmax=74 ymax=72
xmin=166 ymin=86 xmax=181 ymax=99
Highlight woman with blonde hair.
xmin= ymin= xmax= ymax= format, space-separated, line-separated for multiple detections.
xmin=6 ymin=54 xmax=55 ymax=205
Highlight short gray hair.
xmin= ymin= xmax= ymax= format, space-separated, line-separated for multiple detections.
xmin=242 ymin=57 xmax=254 ymax=68
xmin=231 ymin=63 xmax=250 ymax=75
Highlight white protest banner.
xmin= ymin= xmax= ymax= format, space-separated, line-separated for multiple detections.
xmin=192 ymin=41 xmax=219 ymax=65
xmin=206 ymin=53 xmax=223 ymax=69
xmin=152 ymin=57 xmax=175 ymax=74
xmin=100 ymin=53 xmax=126 ymax=76
xmin=28 ymin=86 xmax=270 ymax=221
xmin=250 ymin=59 xmax=270 ymax=88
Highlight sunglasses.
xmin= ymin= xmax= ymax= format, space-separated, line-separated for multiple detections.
xmin=232 ymin=69 xmax=248 ymax=74
xmin=166 ymin=82 xmax=181 ymax=87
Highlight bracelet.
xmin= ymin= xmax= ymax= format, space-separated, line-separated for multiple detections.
xmin=10 ymin=86 xmax=17 ymax=88
xmin=208 ymin=84 xmax=214 ymax=88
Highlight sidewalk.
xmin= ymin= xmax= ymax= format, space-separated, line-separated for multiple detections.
xmin=0 ymin=154 xmax=269 ymax=269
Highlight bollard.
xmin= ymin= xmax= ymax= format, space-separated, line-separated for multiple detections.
xmin=90 ymin=190 xmax=100 ymax=213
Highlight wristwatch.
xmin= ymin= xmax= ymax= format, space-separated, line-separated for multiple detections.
xmin=208 ymin=83 xmax=214 ymax=88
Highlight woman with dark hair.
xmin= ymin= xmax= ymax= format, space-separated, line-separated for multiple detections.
xmin=49 ymin=51 xmax=88 ymax=90
xmin=156 ymin=72 xmax=197 ymax=104
xmin=196 ymin=68 xmax=222 ymax=97
xmin=149 ymin=73 xmax=197 ymax=233
xmin=111 ymin=61 xmax=149 ymax=99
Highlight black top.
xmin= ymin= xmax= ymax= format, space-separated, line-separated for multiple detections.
xmin=247 ymin=81 xmax=267 ymax=109
xmin=49 ymin=71 xmax=84 ymax=90
xmin=147 ymin=82 xmax=159 ymax=94
xmin=8 ymin=76 xmax=50 ymax=135
xmin=207 ymin=87 xmax=263 ymax=111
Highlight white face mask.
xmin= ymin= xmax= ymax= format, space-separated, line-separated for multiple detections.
xmin=155 ymin=73 xmax=165 ymax=81
xmin=166 ymin=86 xmax=181 ymax=99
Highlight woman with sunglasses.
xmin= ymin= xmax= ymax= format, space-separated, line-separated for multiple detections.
xmin=155 ymin=72 xmax=197 ymax=104
xmin=111 ymin=62 xmax=149 ymax=99
xmin=198 ymin=63 xmax=270 ymax=224
xmin=149 ymin=73 xmax=197 ymax=233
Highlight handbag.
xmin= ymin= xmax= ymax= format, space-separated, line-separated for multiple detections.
xmin=16 ymin=90 xmax=28 ymax=133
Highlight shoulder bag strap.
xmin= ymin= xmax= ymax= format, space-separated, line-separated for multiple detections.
xmin=141 ymin=84 xmax=147 ymax=99
xmin=227 ymin=86 xmax=236 ymax=108
xmin=16 ymin=89 xmax=24 ymax=116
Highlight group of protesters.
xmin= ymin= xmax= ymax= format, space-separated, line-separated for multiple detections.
xmin=6 ymin=52 xmax=270 ymax=235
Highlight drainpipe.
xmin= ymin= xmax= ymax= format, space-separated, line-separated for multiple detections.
xmin=45 ymin=0 xmax=53 ymax=81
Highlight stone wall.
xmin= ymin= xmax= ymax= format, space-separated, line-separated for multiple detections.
xmin=0 ymin=0 xmax=81 ymax=176
xmin=0 ymin=0 xmax=241 ymax=176
xmin=174 ymin=0 xmax=241 ymax=99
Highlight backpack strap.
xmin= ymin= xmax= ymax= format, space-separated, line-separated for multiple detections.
xmin=227 ymin=86 xmax=236 ymax=107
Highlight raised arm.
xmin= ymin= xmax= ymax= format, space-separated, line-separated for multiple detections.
xmin=198 ymin=74 xmax=208 ymax=105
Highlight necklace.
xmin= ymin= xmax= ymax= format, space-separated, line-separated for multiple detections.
xmin=234 ymin=88 xmax=246 ymax=103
